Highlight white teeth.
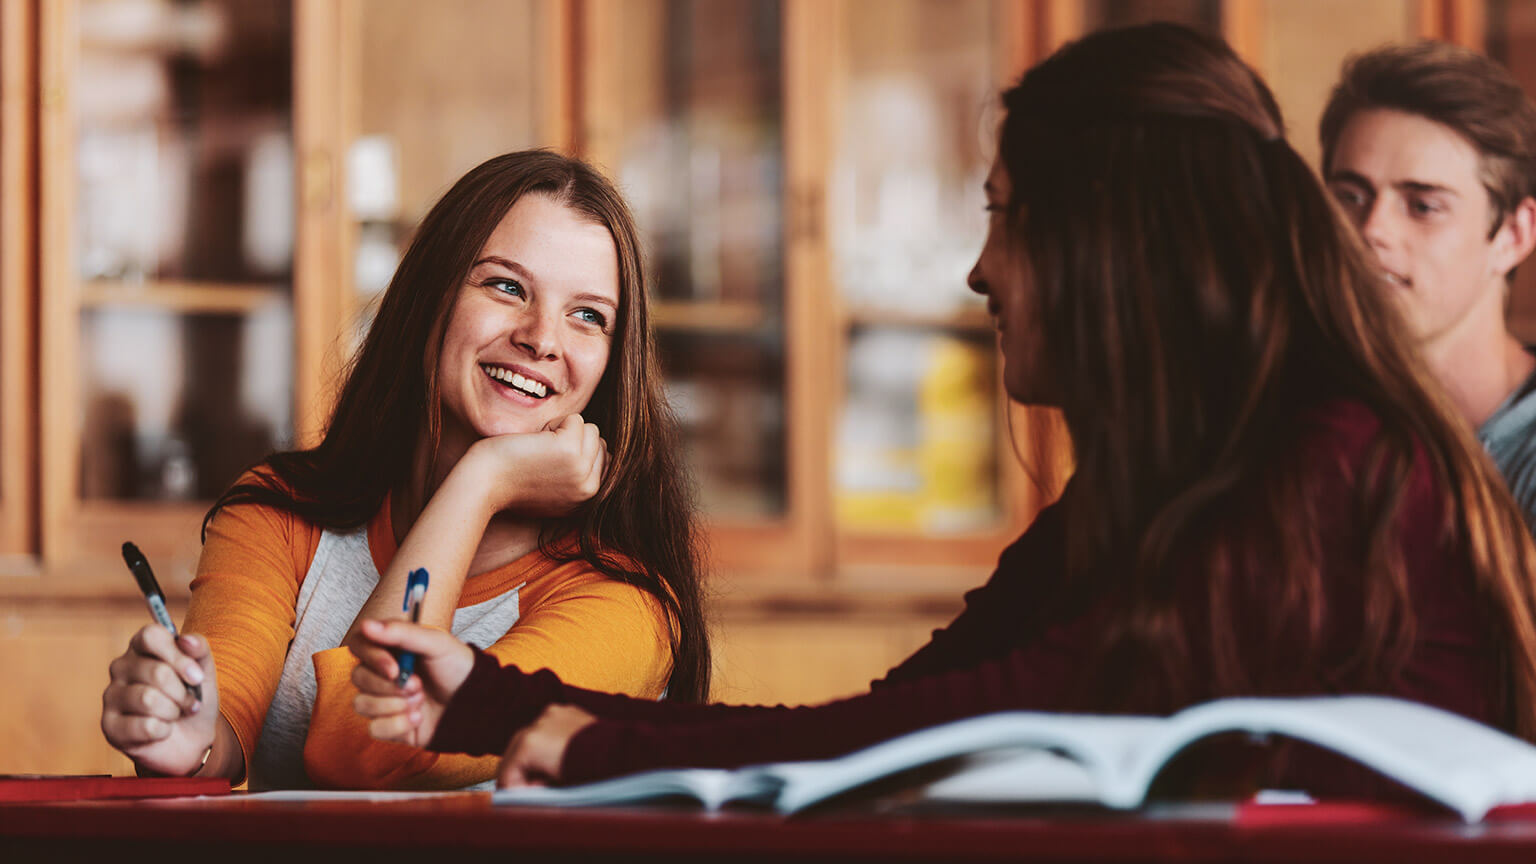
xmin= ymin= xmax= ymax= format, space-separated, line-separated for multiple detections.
xmin=511 ymin=373 xmax=547 ymax=398
xmin=481 ymin=364 xmax=547 ymax=398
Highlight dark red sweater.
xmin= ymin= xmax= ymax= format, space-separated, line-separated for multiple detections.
xmin=428 ymin=400 xmax=1500 ymax=788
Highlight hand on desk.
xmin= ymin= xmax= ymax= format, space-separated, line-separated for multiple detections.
xmin=497 ymin=704 xmax=597 ymax=788
xmin=101 ymin=625 xmax=218 ymax=776
xmin=350 ymin=619 xmax=474 ymax=748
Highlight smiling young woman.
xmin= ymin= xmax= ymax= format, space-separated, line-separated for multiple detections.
xmin=97 ymin=150 xmax=709 ymax=791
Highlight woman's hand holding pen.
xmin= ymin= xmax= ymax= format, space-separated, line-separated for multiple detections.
xmin=101 ymin=625 xmax=218 ymax=776
xmin=465 ymin=412 xmax=607 ymax=518
xmin=350 ymin=619 xmax=475 ymax=748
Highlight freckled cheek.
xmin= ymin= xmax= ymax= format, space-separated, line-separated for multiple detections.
xmin=564 ymin=341 xmax=613 ymax=395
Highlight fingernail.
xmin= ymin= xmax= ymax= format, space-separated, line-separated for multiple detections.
xmin=189 ymin=700 xmax=202 ymax=715
xmin=184 ymin=664 xmax=204 ymax=684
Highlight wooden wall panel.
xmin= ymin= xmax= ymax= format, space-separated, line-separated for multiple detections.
xmin=0 ymin=602 xmax=178 ymax=776
xmin=709 ymin=612 xmax=948 ymax=706
xmin=1256 ymin=0 xmax=1418 ymax=168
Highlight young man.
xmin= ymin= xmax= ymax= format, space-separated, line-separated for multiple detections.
xmin=1321 ymin=42 xmax=1536 ymax=527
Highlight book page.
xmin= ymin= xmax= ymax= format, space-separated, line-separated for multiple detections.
xmin=919 ymin=748 xmax=1099 ymax=804
xmin=1124 ymin=696 xmax=1536 ymax=821
xmin=492 ymin=767 xmax=780 ymax=810
xmin=768 ymin=711 xmax=1168 ymax=814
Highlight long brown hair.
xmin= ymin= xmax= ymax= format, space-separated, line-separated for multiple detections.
xmin=1002 ymin=24 xmax=1536 ymax=736
xmin=207 ymin=150 xmax=710 ymax=701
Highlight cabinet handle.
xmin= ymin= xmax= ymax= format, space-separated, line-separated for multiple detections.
xmin=790 ymin=184 xmax=823 ymax=244
xmin=301 ymin=151 xmax=333 ymax=210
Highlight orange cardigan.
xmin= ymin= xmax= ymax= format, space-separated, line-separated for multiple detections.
xmin=183 ymin=488 xmax=672 ymax=789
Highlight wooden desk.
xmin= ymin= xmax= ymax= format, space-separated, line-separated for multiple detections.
xmin=4 ymin=794 xmax=1536 ymax=863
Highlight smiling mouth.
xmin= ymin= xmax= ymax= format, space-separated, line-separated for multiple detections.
xmin=480 ymin=364 xmax=550 ymax=399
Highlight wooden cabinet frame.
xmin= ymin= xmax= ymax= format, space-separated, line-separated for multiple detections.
xmin=576 ymin=0 xmax=1062 ymax=590
xmin=35 ymin=0 xmax=347 ymax=586
xmin=1 ymin=0 xmax=37 ymax=566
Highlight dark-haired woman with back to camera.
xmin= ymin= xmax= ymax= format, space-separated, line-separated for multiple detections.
xmin=350 ymin=24 xmax=1536 ymax=797
xmin=99 ymin=150 xmax=710 ymax=790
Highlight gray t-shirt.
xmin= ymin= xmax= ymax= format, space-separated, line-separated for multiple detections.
xmin=1479 ymin=352 xmax=1536 ymax=532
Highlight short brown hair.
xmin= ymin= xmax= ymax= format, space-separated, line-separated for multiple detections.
xmin=1320 ymin=41 xmax=1536 ymax=235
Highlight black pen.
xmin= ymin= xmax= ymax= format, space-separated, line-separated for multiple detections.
xmin=121 ymin=541 xmax=202 ymax=703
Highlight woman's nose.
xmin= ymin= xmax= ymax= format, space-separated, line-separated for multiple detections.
xmin=512 ymin=311 xmax=560 ymax=360
xmin=967 ymin=259 xmax=989 ymax=296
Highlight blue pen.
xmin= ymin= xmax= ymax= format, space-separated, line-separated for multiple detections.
xmin=121 ymin=541 xmax=202 ymax=704
xmin=394 ymin=568 xmax=430 ymax=686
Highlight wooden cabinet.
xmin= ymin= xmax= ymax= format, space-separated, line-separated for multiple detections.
xmin=34 ymin=0 xmax=304 ymax=585
xmin=0 ymin=0 xmax=1518 ymax=775
xmin=573 ymin=0 xmax=1063 ymax=590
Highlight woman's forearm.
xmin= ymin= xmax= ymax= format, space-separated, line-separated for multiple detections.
xmin=349 ymin=467 xmax=496 ymax=636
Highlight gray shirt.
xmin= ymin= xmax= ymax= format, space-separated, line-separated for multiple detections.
xmin=1479 ymin=352 xmax=1536 ymax=532
xmin=249 ymin=526 xmax=520 ymax=791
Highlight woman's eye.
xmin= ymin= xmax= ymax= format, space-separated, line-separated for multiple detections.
xmin=574 ymin=308 xmax=608 ymax=329
xmin=488 ymin=278 xmax=525 ymax=298
xmin=1408 ymin=198 xmax=1442 ymax=217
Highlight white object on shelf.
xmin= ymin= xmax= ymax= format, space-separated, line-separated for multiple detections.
xmin=243 ymin=129 xmax=294 ymax=276
xmin=347 ymin=135 xmax=401 ymax=222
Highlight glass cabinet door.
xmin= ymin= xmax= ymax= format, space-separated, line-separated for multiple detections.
xmin=40 ymin=0 xmax=295 ymax=574
xmin=339 ymin=0 xmax=556 ymax=351
xmin=581 ymin=0 xmax=789 ymax=525
xmin=827 ymin=0 xmax=1027 ymax=576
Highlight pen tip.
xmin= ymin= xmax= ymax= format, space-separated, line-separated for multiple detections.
xmin=121 ymin=541 xmax=140 ymax=564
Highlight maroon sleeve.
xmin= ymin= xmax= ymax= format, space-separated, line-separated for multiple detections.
xmin=428 ymin=650 xmax=798 ymax=756
xmin=560 ymin=610 xmax=1099 ymax=783
xmin=555 ymin=401 xmax=1500 ymax=788
xmin=428 ymin=499 xmax=1075 ymax=757
xmin=873 ymin=498 xmax=1068 ymax=687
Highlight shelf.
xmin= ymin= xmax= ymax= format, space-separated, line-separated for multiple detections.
xmin=82 ymin=280 xmax=289 ymax=315
xmin=652 ymin=299 xmax=770 ymax=334
xmin=842 ymin=304 xmax=994 ymax=333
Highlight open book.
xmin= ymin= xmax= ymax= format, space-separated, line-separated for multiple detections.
xmin=492 ymin=695 xmax=1536 ymax=821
